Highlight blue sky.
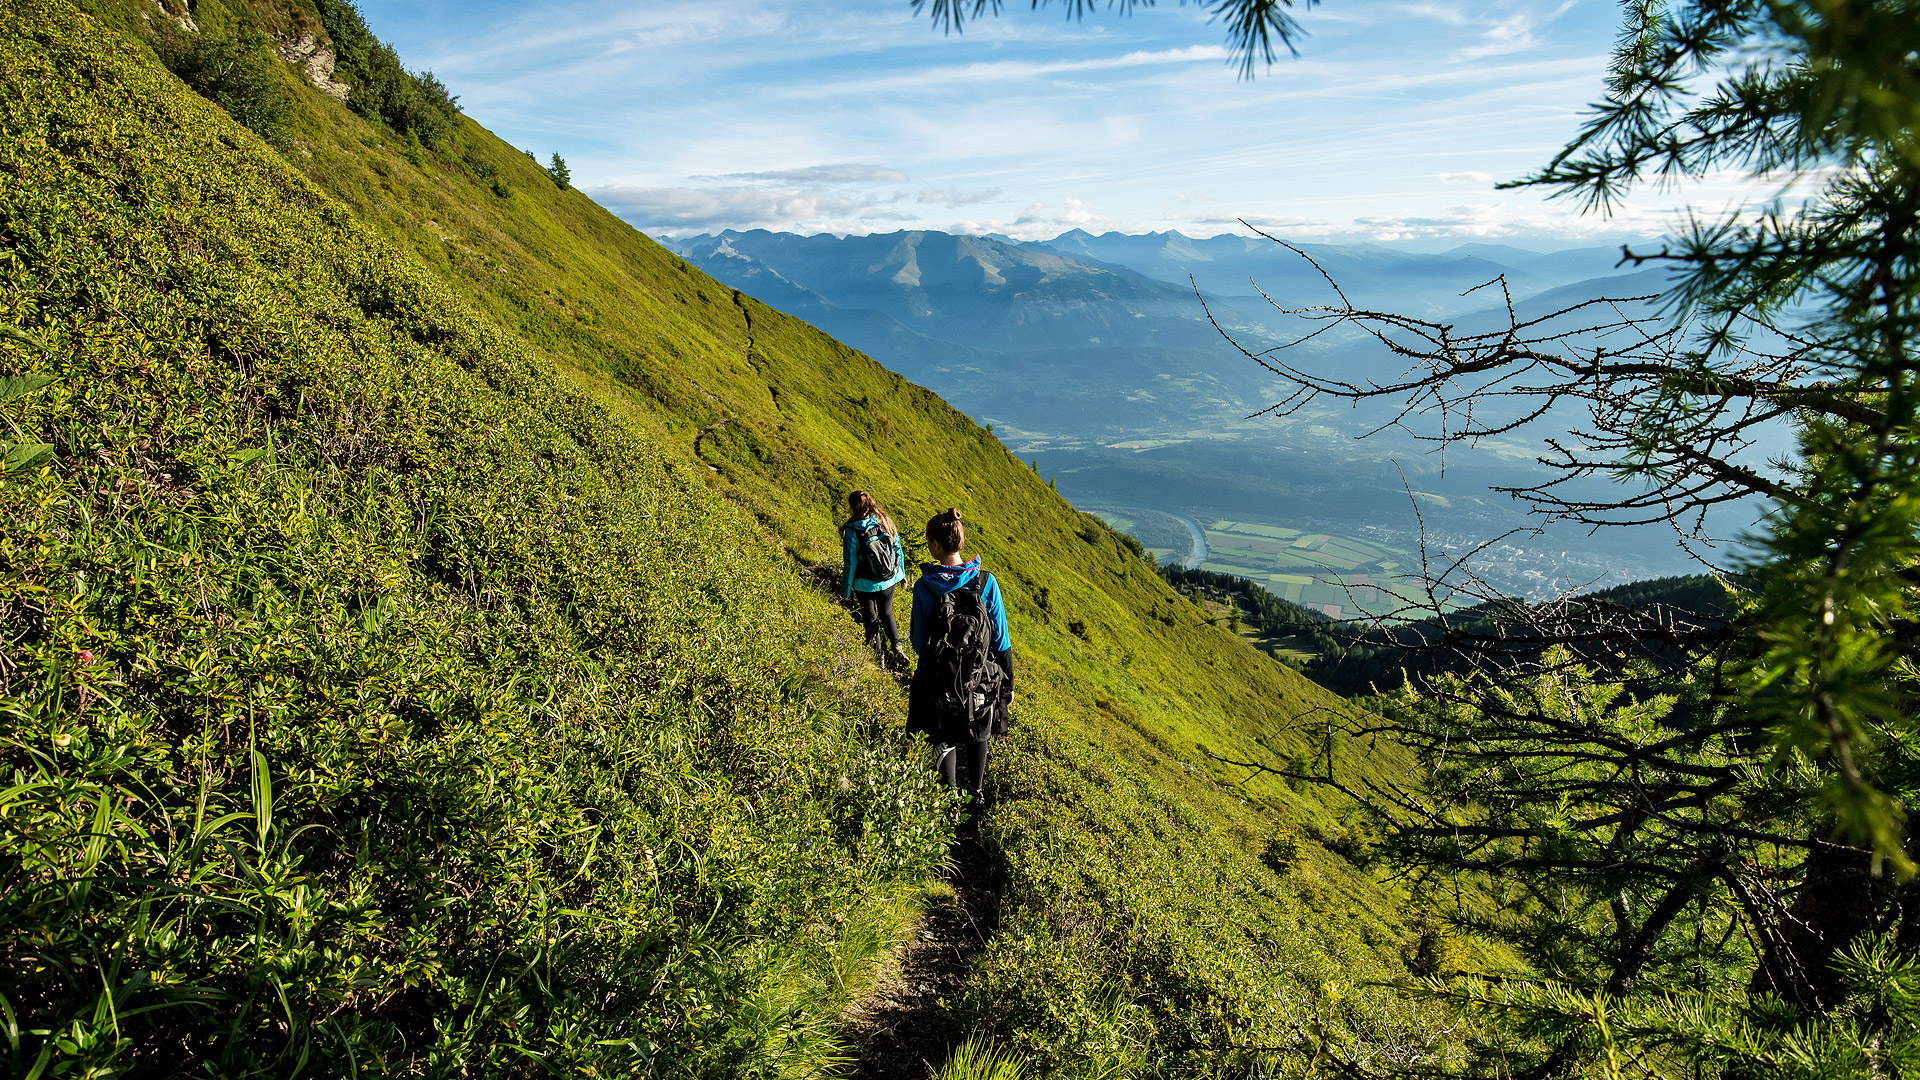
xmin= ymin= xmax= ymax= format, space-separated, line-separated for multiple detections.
xmin=354 ymin=0 xmax=1773 ymax=247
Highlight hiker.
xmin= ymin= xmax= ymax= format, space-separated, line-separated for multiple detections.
xmin=908 ymin=507 xmax=1014 ymax=807
xmin=841 ymin=490 xmax=910 ymax=670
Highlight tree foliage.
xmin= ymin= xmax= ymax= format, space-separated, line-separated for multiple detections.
xmin=1209 ymin=0 xmax=1920 ymax=862
xmin=1225 ymin=0 xmax=1920 ymax=1074
xmin=933 ymin=0 xmax=1920 ymax=1073
xmin=313 ymin=0 xmax=460 ymax=146
xmin=912 ymin=0 xmax=1318 ymax=76
xmin=149 ymin=24 xmax=290 ymax=142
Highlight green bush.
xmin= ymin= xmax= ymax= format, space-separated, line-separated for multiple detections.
xmin=1259 ymin=825 xmax=1304 ymax=873
xmin=462 ymin=150 xmax=511 ymax=197
xmin=1402 ymin=907 xmax=1468 ymax=979
xmin=313 ymin=0 xmax=460 ymax=146
xmin=953 ymin=719 xmax=1444 ymax=1076
xmin=149 ymin=24 xmax=289 ymax=142
xmin=1324 ymin=817 xmax=1382 ymax=867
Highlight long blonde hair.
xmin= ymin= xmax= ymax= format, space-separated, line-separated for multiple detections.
xmin=848 ymin=490 xmax=897 ymax=537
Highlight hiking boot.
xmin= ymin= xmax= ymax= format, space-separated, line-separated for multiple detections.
xmin=889 ymin=647 xmax=912 ymax=672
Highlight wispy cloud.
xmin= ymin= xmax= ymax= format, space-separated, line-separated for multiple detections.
xmin=920 ymin=187 xmax=1004 ymax=207
xmin=587 ymin=184 xmax=913 ymax=230
xmin=1438 ymin=171 xmax=1495 ymax=184
xmin=1453 ymin=1 xmax=1579 ymax=62
xmin=699 ymin=163 xmax=908 ymax=183
xmin=786 ymin=44 xmax=1232 ymax=98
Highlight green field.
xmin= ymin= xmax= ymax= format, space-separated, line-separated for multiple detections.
xmin=1203 ymin=519 xmax=1416 ymax=619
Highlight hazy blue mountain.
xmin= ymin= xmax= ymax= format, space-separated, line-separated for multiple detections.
xmin=669 ymin=229 xmax=1301 ymax=433
xmin=661 ymin=227 xmax=1710 ymax=587
xmin=664 ymin=227 xmax=1686 ymax=445
xmin=675 ymin=229 xmax=1203 ymax=347
xmin=1016 ymin=229 xmax=1643 ymax=315
xmin=1447 ymin=243 xmax=1643 ymax=282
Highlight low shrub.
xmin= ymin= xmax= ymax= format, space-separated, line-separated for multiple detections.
xmin=149 ymin=24 xmax=289 ymax=141
xmin=953 ymin=718 xmax=1448 ymax=1077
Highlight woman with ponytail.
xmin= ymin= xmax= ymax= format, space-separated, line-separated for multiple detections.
xmin=841 ymin=490 xmax=910 ymax=669
xmin=908 ymin=508 xmax=1014 ymax=808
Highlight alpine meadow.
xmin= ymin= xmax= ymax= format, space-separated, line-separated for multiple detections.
xmin=3 ymin=1 xmax=1919 ymax=1079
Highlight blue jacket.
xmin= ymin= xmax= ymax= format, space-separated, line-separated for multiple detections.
xmin=841 ymin=517 xmax=906 ymax=597
xmin=909 ymin=558 xmax=1012 ymax=655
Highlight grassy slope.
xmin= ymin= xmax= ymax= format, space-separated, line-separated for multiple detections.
xmin=0 ymin=7 xmax=951 ymax=1076
xmin=14 ymin=0 xmax=1443 ymax=1074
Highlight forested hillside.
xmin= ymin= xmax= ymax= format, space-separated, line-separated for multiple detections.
xmin=0 ymin=2 xmax=1440 ymax=1076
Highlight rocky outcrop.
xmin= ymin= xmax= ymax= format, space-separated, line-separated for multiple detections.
xmin=275 ymin=31 xmax=349 ymax=102
xmin=145 ymin=0 xmax=196 ymax=32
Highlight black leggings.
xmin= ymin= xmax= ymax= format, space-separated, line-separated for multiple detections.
xmin=855 ymin=585 xmax=901 ymax=651
xmin=936 ymin=731 xmax=991 ymax=799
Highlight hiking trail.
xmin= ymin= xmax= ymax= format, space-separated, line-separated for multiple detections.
xmin=841 ymin=820 xmax=1000 ymax=1079
xmin=802 ymin=555 xmax=1000 ymax=1077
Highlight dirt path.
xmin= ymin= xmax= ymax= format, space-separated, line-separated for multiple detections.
xmin=841 ymin=820 xmax=1001 ymax=1079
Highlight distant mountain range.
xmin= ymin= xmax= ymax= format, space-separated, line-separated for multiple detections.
xmin=1022 ymin=229 xmax=1647 ymax=312
xmin=665 ymin=229 xmax=1277 ymax=433
xmin=660 ymin=227 xmax=1703 ymax=589
xmin=661 ymin=227 xmax=1663 ymax=442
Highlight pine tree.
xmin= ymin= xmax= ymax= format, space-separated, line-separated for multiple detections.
xmin=547 ymin=152 xmax=569 ymax=190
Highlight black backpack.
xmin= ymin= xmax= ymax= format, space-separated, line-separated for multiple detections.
xmin=849 ymin=521 xmax=900 ymax=582
xmin=921 ymin=577 xmax=1006 ymax=737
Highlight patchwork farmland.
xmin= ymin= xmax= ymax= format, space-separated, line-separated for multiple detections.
xmin=1198 ymin=520 xmax=1413 ymax=620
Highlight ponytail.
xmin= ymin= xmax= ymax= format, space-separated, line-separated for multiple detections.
xmin=926 ymin=507 xmax=965 ymax=555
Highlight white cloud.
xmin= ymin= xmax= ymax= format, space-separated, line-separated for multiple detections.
xmin=1452 ymin=1 xmax=1579 ymax=63
xmin=699 ymin=163 xmax=909 ymax=183
xmin=980 ymin=198 xmax=1128 ymax=239
xmin=586 ymin=184 xmax=914 ymax=231
xmin=1182 ymin=201 xmax=1678 ymax=246
xmin=918 ymin=187 xmax=1004 ymax=207
xmin=1438 ymin=171 xmax=1495 ymax=184
xmin=786 ymin=44 xmax=1233 ymax=98
xmin=413 ymin=0 xmax=791 ymax=73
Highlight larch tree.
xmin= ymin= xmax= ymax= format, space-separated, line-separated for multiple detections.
xmin=918 ymin=1 xmax=1920 ymax=1074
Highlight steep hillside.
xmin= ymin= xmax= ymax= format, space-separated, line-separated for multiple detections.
xmin=0 ymin=8 xmax=951 ymax=1076
xmin=2 ymin=2 xmax=1443 ymax=1075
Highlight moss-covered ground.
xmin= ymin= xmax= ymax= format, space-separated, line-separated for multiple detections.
xmin=2 ymin=1 xmax=1449 ymax=1075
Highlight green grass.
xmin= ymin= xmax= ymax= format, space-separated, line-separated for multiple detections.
xmin=0 ymin=1 xmax=1448 ymax=1074
xmin=0 ymin=7 xmax=951 ymax=1074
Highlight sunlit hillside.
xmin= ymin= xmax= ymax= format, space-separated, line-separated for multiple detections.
xmin=2 ymin=2 xmax=1442 ymax=1075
